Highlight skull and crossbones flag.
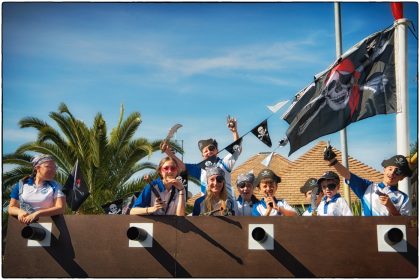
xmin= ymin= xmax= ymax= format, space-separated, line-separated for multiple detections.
xmin=251 ymin=119 xmax=272 ymax=147
xmin=283 ymin=26 xmax=396 ymax=156
xmin=224 ymin=137 xmax=243 ymax=155
xmin=101 ymin=191 xmax=140 ymax=215
xmin=62 ymin=160 xmax=90 ymax=211
xmin=199 ymin=154 xmax=219 ymax=169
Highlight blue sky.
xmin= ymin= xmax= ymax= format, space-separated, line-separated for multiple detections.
xmin=2 ymin=2 xmax=418 ymax=193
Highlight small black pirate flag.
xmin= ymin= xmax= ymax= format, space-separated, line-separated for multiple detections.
xmin=62 ymin=160 xmax=90 ymax=211
xmin=251 ymin=119 xmax=272 ymax=147
xmin=199 ymin=155 xmax=218 ymax=169
xmin=224 ymin=138 xmax=243 ymax=155
xmin=101 ymin=191 xmax=140 ymax=215
xmin=176 ymin=170 xmax=189 ymax=201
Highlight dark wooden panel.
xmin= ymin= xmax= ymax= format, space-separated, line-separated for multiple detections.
xmin=3 ymin=215 xmax=417 ymax=277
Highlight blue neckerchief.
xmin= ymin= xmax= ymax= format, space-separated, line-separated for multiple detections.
xmin=323 ymin=193 xmax=341 ymax=214
xmin=378 ymin=182 xmax=398 ymax=192
xmin=307 ymin=205 xmax=313 ymax=213
xmin=237 ymin=195 xmax=256 ymax=206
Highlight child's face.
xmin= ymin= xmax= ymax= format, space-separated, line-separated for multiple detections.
xmin=383 ymin=165 xmax=405 ymax=186
xmin=237 ymin=182 xmax=253 ymax=200
xmin=304 ymin=190 xmax=313 ymax=203
xmin=160 ymin=160 xmax=178 ymax=180
xmin=202 ymin=144 xmax=218 ymax=159
xmin=208 ymin=175 xmax=224 ymax=195
xmin=258 ymin=179 xmax=277 ymax=197
xmin=320 ymin=179 xmax=339 ymax=199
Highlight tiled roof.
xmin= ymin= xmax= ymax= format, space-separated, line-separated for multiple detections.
xmin=187 ymin=192 xmax=202 ymax=207
xmin=187 ymin=141 xmax=384 ymax=207
xmin=231 ymin=141 xmax=383 ymax=205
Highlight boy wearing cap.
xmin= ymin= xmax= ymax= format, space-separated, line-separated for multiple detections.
xmin=184 ymin=117 xmax=241 ymax=204
xmin=316 ymin=171 xmax=353 ymax=216
xmin=8 ymin=154 xmax=66 ymax=224
xmin=300 ymin=178 xmax=323 ymax=216
xmin=235 ymin=172 xmax=259 ymax=216
xmin=252 ymin=169 xmax=297 ymax=216
xmin=324 ymin=146 xmax=412 ymax=216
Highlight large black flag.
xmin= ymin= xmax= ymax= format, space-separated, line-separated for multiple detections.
xmin=283 ymin=26 xmax=396 ymax=155
xmin=251 ymin=119 xmax=272 ymax=147
xmin=62 ymin=160 xmax=90 ymax=211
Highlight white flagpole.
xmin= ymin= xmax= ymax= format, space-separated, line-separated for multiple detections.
xmin=334 ymin=2 xmax=351 ymax=205
xmin=395 ymin=17 xmax=410 ymax=195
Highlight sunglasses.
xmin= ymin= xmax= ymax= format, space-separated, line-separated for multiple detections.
xmin=322 ymin=183 xmax=337 ymax=190
xmin=162 ymin=166 xmax=177 ymax=172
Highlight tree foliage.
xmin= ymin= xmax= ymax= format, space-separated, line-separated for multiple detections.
xmin=2 ymin=103 xmax=181 ymax=214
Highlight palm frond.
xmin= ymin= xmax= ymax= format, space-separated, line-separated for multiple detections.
xmin=109 ymin=112 xmax=142 ymax=153
xmin=2 ymin=167 xmax=33 ymax=191
xmin=19 ymin=117 xmax=50 ymax=130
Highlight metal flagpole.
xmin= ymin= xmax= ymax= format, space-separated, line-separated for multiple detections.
xmin=394 ymin=14 xmax=410 ymax=195
xmin=334 ymin=2 xmax=351 ymax=205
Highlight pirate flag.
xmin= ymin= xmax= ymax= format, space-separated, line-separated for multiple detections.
xmin=199 ymin=154 xmax=218 ymax=169
xmin=251 ymin=119 xmax=272 ymax=147
xmin=224 ymin=138 xmax=243 ymax=155
xmin=176 ymin=170 xmax=189 ymax=201
xmin=283 ymin=26 xmax=396 ymax=155
xmin=101 ymin=191 xmax=140 ymax=215
xmin=62 ymin=160 xmax=90 ymax=211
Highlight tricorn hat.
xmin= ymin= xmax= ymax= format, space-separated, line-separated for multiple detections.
xmin=300 ymin=178 xmax=319 ymax=194
xmin=317 ymin=171 xmax=340 ymax=185
xmin=381 ymin=155 xmax=412 ymax=177
xmin=198 ymin=138 xmax=218 ymax=152
xmin=254 ymin=168 xmax=281 ymax=187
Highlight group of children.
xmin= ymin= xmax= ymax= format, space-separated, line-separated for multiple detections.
xmin=9 ymin=118 xmax=414 ymax=223
xmin=129 ymin=118 xmax=413 ymax=217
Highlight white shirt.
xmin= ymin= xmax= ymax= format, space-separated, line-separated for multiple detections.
xmin=316 ymin=194 xmax=353 ymax=216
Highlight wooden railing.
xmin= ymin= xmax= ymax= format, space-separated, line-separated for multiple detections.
xmin=3 ymin=215 xmax=418 ymax=277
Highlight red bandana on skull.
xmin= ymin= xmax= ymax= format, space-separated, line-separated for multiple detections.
xmin=323 ymin=58 xmax=361 ymax=117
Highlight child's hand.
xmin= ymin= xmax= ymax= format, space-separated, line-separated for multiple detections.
xmin=152 ymin=198 xmax=165 ymax=213
xmin=323 ymin=144 xmax=336 ymax=161
xmin=265 ymin=196 xmax=276 ymax=209
xmin=226 ymin=115 xmax=237 ymax=132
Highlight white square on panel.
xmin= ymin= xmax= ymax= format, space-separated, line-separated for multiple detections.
xmin=248 ymin=224 xmax=274 ymax=250
xmin=27 ymin=223 xmax=52 ymax=247
xmin=128 ymin=223 xmax=153 ymax=248
xmin=377 ymin=224 xmax=407 ymax=252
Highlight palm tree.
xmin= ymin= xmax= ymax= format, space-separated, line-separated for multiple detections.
xmin=3 ymin=103 xmax=180 ymax=214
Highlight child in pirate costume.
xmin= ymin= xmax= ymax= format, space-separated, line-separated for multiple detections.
xmin=8 ymin=154 xmax=66 ymax=224
xmin=300 ymin=177 xmax=323 ymax=216
xmin=130 ymin=155 xmax=186 ymax=216
xmin=184 ymin=117 xmax=241 ymax=208
xmin=192 ymin=167 xmax=234 ymax=216
xmin=315 ymin=171 xmax=353 ymax=216
xmin=252 ymin=169 xmax=297 ymax=216
xmin=235 ymin=172 xmax=259 ymax=216
xmin=324 ymin=145 xmax=412 ymax=216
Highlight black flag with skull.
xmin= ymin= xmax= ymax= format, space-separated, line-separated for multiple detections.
xmin=283 ymin=26 xmax=396 ymax=155
xmin=224 ymin=138 xmax=243 ymax=155
xmin=251 ymin=119 xmax=272 ymax=147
